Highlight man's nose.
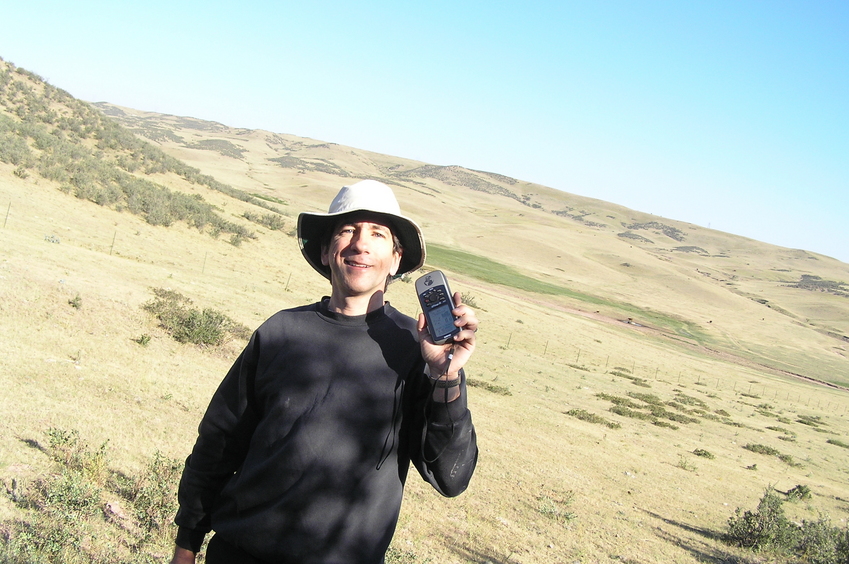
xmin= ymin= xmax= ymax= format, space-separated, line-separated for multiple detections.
xmin=348 ymin=230 xmax=369 ymax=252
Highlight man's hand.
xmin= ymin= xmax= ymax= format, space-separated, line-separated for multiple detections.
xmin=418 ymin=291 xmax=478 ymax=382
xmin=170 ymin=546 xmax=196 ymax=564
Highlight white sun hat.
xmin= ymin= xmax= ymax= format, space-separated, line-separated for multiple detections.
xmin=297 ymin=180 xmax=426 ymax=280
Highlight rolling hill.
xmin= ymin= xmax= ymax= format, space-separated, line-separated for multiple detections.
xmin=1 ymin=56 xmax=848 ymax=563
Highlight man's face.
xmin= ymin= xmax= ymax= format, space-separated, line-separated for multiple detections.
xmin=320 ymin=213 xmax=402 ymax=300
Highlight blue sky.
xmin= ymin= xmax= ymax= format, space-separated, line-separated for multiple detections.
xmin=3 ymin=1 xmax=847 ymax=263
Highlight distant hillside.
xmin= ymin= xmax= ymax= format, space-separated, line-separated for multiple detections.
xmin=2 ymin=56 xmax=849 ymax=564
xmin=90 ymin=105 xmax=849 ymax=388
xmin=2 ymin=57 xmax=848 ymax=387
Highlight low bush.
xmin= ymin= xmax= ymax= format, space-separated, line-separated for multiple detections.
xmin=743 ymin=443 xmax=802 ymax=467
xmin=565 ymin=409 xmax=621 ymax=429
xmin=142 ymin=288 xmax=251 ymax=346
xmin=467 ymin=378 xmax=511 ymax=396
xmin=537 ymin=490 xmax=576 ymax=524
xmin=726 ymin=487 xmax=796 ymax=551
xmin=0 ymin=429 xmax=181 ymax=563
xmin=785 ymin=484 xmax=811 ymax=501
xmin=725 ymin=487 xmax=849 ymax=562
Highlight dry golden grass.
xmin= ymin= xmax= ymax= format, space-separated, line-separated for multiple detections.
xmin=1 ymin=103 xmax=848 ymax=563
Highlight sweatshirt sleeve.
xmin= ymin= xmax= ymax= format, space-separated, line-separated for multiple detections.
xmin=412 ymin=368 xmax=479 ymax=497
xmin=173 ymin=332 xmax=261 ymax=549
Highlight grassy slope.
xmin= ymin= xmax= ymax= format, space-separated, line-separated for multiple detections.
xmin=1 ymin=64 xmax=847 ymax=563
xmin=102 ymin=102 xmax=849 ymax=387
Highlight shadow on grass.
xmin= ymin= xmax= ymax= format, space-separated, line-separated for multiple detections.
xmin=18 ymin=436 xmax=46 ymax=454
xmin=449 ymin=545 xmax=514 ymax=564
xmin=640 ymin=509 xmax=757 ymax=564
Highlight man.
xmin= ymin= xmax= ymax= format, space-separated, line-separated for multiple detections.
xmin=171 ymin=179 xmax=479 ymax=564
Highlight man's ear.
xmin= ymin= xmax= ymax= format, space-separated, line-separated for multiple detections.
xmin=389 ymin=249 xmax=402 ymax=276
xmin=320 ymin=244 xmax=330 ymax=266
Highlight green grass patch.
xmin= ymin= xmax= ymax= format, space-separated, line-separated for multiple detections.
xmin=627 ymin=392 xmax=664 ymax=405
xmin=1 ymin=429 xmax=181 ymax=563
xmin=673 ymin=393 xmax=709 ymax=409
xmin=427 ymin=244 xmax=708 ymax=342
xmin=743 ymin=444 xmax=801 ymax=467
xmin=142 ymin=288 xmax=251 ymax=346
xmin=565 ymin=409 xmax=621 ymax=429
xmin=467 ymin=378 xmax=512 ymax=396
xmin=595 ymin=393 xmax=643 ymax=409
xmin=609 ymin=371 xmax=652 ymax=387
xmin=725 ymin=487 xmax=849 ymax=561
xmin=797 ymin=415 xmax=826 ymax=427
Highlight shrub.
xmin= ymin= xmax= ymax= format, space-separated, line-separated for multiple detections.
xmin=466 ymin=378 xmax=511 ymax=396
xmin=673 ymin=393 xmax=708 ymax=409
xmin=725 ymin=488 xmax=849 ymax=562
xmin=627 ymin=392 xmax=663 ymax=405
xmin=609 ymin=405 xmax=654 ymax=421
xmin=142 ymin=288 xmax=250 ymax=346
xmin=653 ymin=420 xmax=679 ymax=430
xmin=744 ymin=443 xmax=779 ymax=456
xmin=676 ymin=455 xmax=696 ymax=472
xmin=596 ymin=392 xmax=642 ymax=409
xmin=243 ymin=210 xmax=286 ymax=231
xmin=785 ymin=484 xmax=811 ymax=501
xmin=131 ymin=451 xmax=182 ymax=539
xmin=726 ymin=487 xmax=796 ymax=551
xmin=460 ymin=292 xmax=479 ymax=309
xmin=798 ymin=415 xmax=825 ymax=427
xmin=565 ymin=409 xmax=621 ymax=429
xmin=693 ymin=448 xmax=714 ymax=459
xmin=1 ymin=428 xmax=181 ymax=563
xmin=537 ymin=491 xmax=576 ymax=524
xmin=46 ymin=428 xmax=109 ymax=482
xmin=795 ymin=517 xmax=849 ymax=564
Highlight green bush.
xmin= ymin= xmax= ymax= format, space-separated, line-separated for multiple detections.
xmin=0 ymin=428 xmax=181 ymax=563
xmin=565 ymin=409 xmax=621 ymax=429
xmin=725 ymin=488 xmax=849 ymax=562
xmin=726 ymin=487 xmax=796 ymax=551
xmin=609 ymin=404 xmax=654 ymax=421
xmin=142 ymin=287 xmax=251 ymax=346
xmin=826 ymin=438 xmax=849 ymax=449
xmin=466 ymin=378 xmax=511 ymax=396
xmin=744 ymin=443 xmax=779 ymax=456
xmin=785 ymin=484 xmax=811 ymax=501
xmin=132 ymin=452 xmax=183 ymax=538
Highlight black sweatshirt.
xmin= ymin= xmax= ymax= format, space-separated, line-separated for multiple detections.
xmin=174 ymin=300 xmax=478 ymax=563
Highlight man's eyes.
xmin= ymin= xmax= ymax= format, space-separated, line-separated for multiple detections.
xmin=338 ymin=226 xmax=389 ymax=237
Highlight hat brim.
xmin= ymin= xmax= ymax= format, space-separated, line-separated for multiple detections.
xmin=298 ymin=210 xmax=425 ymax=281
